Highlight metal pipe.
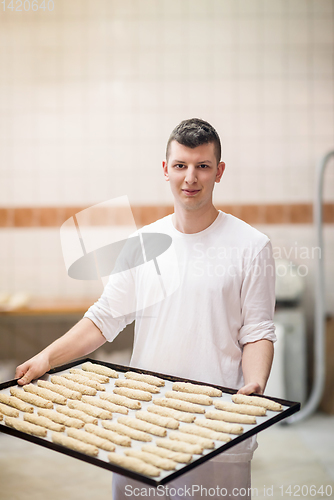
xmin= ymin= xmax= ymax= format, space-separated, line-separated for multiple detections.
xmin=287 ymin=150 xmax=334 ymax=424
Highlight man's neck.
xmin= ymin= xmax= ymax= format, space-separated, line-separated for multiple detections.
xmin=172 ymin=204 xmax=219 ymax=234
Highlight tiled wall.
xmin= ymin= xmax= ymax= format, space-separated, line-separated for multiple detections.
xmin=0 ymin=0 xmax=333 ymax=313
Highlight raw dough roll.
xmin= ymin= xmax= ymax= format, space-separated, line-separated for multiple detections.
xmin=85 ymin=423 xmax=131 ymax=447
xmin=23 ymin=384 xmax=67 ymax=405
xmin=113 ymin=387 xmax=152 ymax=402
xmin=38 ymin=380 xmax=82 ymax=400
xmin=124 ymin=449 xmax=176 ymax=471
xmin=169 ymin=431 xmax=215 ymax=449
xmin=166 ymin=390 xmax=212 ymax=406
xmin=67 ymin=400 xmax=112 ymax=420
xmin=136 ymin=410 xmax=179 ymax=430
xmin=52 ymin=431 xmax=99 ymax=457
xmin=67 ymin=428 xmax=115 ymax=452
xmin=141 ymin=444 xmax=192 ymax=464
xmin=156 ymin=438 xmax=203 ymax=455
xmin=231 ymin=394 xmax=283 ymax=412
xmin=102 ymin=420 xmax=152 ymax=442
xmin=0 ymin=402 xmax=19 ymax=418
xmin=125 ymin=371 xmax=165 ymax=387
xmin=5 ymin=416 xmax=47 ymax=437
xmin=179 ymin=424 xmax=231 ymax=442
xmin=38 ymin=408 xmax=84 ymax=428
xmin=10 ymin=387 xmax=53 ymax=409
xmin=117 ymin=415 xmax=167 ymax=437
xmin=147 ymin=404 xmax=195 ymax=423
xmin=81 ymin=361 xmax=118 ymax=379
xmin=153 ymin=397 xmax=205 ymax=414
xmin=61 ymin=373 xmax=106 ymax=392
xmin=70 ymin=368 xmax=109 ymax=384
xmin=107 ymin=453 xmax=160 ymax=477
xmin=206 ymin=410 xmax=256 ymax=425
xmin=23 ymin=412 xmax=65 ymax=432
xmin=115 ymin=379 xmax=160 ymax=394
xmin=50 ymin=376 xmax=96 ymax=396
xmin=214 ymin=400 xmax=266 ymax=416
xmin=81 ymin=395 xmax=128 ymax=415
xmin=195 ymin=418 xmax=243 ymax=435
xmin=100 ymin=392 xmax=141 ymax=410
xmin=172 ymin=382 xmax=222 ymax=398
xmin=56 ymin=405 xmax=98 ymax=425
xmin=0 ymin=393 xmax=34 ymax=413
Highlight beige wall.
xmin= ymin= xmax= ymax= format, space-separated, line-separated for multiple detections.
xmin=0 ymin=0 xmax=333 ymax=312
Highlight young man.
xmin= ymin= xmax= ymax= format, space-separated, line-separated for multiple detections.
xmin=16 ymin=118 xmax=276 ymax=499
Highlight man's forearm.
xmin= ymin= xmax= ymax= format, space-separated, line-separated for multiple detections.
xmin=44 ymin=318 xmax=106 ymax=368
xmin=239 ymin=339 xmax=274 ymax=395
xmin=16 ymin=318 xmax=106 ymax=385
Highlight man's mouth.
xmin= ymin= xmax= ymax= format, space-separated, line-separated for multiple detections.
xmin=182 ymin=189 xmax=201 ymax=195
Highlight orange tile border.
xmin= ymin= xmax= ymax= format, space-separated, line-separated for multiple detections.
xmin=0 ymin=204 xmax=333 ymax=228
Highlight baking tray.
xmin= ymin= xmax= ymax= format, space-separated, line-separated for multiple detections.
xmin=0 ymin=357 xmax=300 ymax=486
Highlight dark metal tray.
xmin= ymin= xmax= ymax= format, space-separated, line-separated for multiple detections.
xmin=0 ymin=357 xmax=300 ymax=486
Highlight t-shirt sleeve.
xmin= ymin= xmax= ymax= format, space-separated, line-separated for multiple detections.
xmin=238 ymin=240 xmax=276 ymax=347
xmin=84 ymin=267 xmax=137 ymax=342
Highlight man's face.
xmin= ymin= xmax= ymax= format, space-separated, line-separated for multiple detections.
xmin=162 ymin=141 xmax=225 ymax=213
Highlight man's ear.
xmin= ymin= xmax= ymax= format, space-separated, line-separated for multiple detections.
xmin=215 ymin=162 xmax=225 ymax=183
xmin=162 ymin=160 xmax=169 ymax=181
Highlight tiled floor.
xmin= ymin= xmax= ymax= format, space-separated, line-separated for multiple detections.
xmin=0 ymin=412 xmax=333 ymax=500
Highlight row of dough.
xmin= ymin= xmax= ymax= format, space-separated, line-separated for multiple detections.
xmin=0 ymin=385 xmax=280 ymax=432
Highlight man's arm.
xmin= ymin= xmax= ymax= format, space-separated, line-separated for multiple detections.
xmin=238 ymin=339 xmax=274 ymax=395
xmin=15 ymin=318 xmax=106 ymax=385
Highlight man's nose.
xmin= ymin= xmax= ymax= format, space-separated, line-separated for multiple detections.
xmin=185 ymin=166 xmax=197 ymax=184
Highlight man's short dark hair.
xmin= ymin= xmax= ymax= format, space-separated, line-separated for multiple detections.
xmin=166 ymin=118 xmax=221 ymax=163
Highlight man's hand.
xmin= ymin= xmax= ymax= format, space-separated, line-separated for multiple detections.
xmin=15 ymin=352 xmax=51 ymax=386
xmin=237 ymin=381 xmax=263 ymax=396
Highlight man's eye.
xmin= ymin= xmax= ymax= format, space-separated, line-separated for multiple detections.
xmin=199 ymin=164 xmax=209 ymax=169
xmin=175 ymin=164 xmax=185 ymax=169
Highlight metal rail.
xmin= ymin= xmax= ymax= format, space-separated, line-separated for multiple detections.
xmin=287 ymin=150 xmax=334 ymax=423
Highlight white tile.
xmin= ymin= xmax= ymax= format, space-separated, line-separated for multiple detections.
xmin=287 ymin=48 xmax=311 ymax=76
xmin=311 ymin=0 xmax=334 ymax=16
xmin=287 ymin=79 xmax=311 ymax=107
xmin=212 ymin=80 xmax=238 ymax=108
xmin=287 ymin=110 xmax=312 ymax=137
xmin=263 ymin=0 xmax=287 ymax=15
xmin=287 ymin=18 xmax=310 ymax=45
xmin=312 ymin=18 xmax=334 ymax=45
xmin=262 ymin=110 xmax=284 ymax=138
xmin=262 ymin=139 xmax=288 ymax=171
xmin=312 ymin=110 xmax=334 ymax=137
xmin=312 ymin=79 xmax=334 ymax=107
xmin=264 ymin=168 xmax=289 ymax=202
xmin=263 ymin=18 xmax=286 ymax=46
xmin=262 ymin=79 xmax=285 ymax=107
xmin=263 ymin=49 xmax=286 ymax=76
xmin=238 ymin=18 xmax=263 ymax=46
xmin=312 ymin=48 xmax=334 ymax=77
xmin=212 ymin=18 xmax=238 ymax=47
xmin=238 ymin=79 xmax=260 ymax=108
xmin=237 ymin=50 xmax=262 ymax=77
xmin=237 ymin=0 xmax=264 ymax=15
xmin=286 ymin=0 xmax=311 ymax=15
xmin=212 ymin=0 xmax=238 ymax=16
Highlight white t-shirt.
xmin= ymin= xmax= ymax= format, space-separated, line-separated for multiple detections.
xmin=84 ymin=211 xmax=276 ymax=461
